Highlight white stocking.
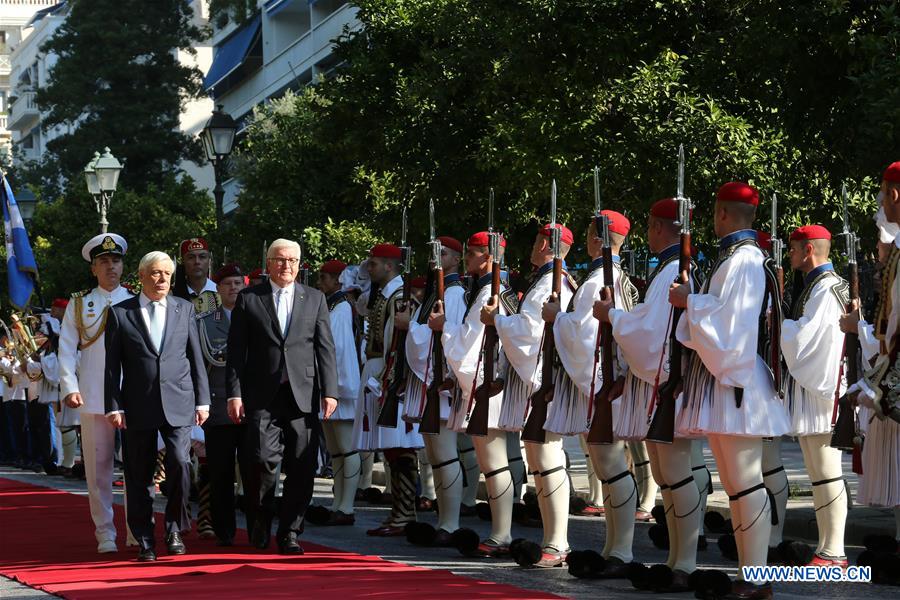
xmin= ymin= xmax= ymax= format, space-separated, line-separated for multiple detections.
xmin=711 ymin=435 xmax=771 ymax=578
xmin=383 ymin=458 xmax=392 ymax=495
xmin=417 ymin=448 xmax=436 ymax=501
xmin=580 ymin=435 xmax=603 ymax=506
xmin=762 ymin=437 xmax=787 ymax=548
xmin=587 ymin=440 xmax=636 ymax=562
xmin=648 ymin=442 xmax=678 ymax=569
xmin=61 ymin=428 xmax=77 ymax=469
xmin=473 ymin=430 xmax=513 ymax=545
xmin=323 ymin=421 xmax=360 ymax=515
xmin=457 ymin=435 xmax=480 ymax=508
xmin=425 ymin=427 xmax=462 ymax=533
xmin=800 ymin=433 xmax=847 ymax=558
xmin=506 ymin=432 xmax=526 ymax=502
xmin=658 ymin=438 xmax=702 ymax=574
xmin=630 ymin=441 xmax=659 ymax=513
xmin=359 ymin=451 xmax=374 ymax=489
xmin=525 ymin=434 xmax=569 ymax=552
xmin=690 ymin=440 xmax=711 ymax=536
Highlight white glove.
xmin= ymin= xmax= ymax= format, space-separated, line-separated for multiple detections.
xmin=847 ymin=380 xmax=877 ymax=411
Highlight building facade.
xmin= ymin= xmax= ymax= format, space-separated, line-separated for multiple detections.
xmin=203 ymin=0 xmax=359 ymax=213
xmin=0 ymin=0 xmax=59 ymax=160
xmin=5 ymin=0 xmax=215 ymax=191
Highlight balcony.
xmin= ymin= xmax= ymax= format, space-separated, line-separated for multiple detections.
xmin=8 ymin=91 xmax=39 ymax=131
xmin=0 ymin=54 xmax=11 ymax=76
xmin=0 ymin=114 xmax=8 ymax=131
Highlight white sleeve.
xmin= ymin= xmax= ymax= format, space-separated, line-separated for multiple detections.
xmin=495 ymin=276 xmax=550 ymax=386
xmin=405 ymin=306 xmax=432 ymax=382
xmin=57 ymin=299 xmax=81 ymax=398
xmin=330 ymin=302 xmax=360 ymax=401
xmin=858 ymin=320 xmax=879 ymax=363
xmin=554 ymin=276 xmax=602 ymax=396
xmin=676 ymin=249 xmax=763 ymax=388
xmin=781 ymin=284 xmax=845 ymax=396
xmin=610 ymin=263 xmax=676 ymax=384
xmin=40 ymin=352 xmax=61 ymax=385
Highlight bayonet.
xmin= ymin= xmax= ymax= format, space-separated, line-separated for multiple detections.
xmin=593 ymin=166 xmax=601 ymax=215
xmin=550 ymin=179 xmax=561 ymax=259
xmin=841 ymin=183 xmax=857 ymax=265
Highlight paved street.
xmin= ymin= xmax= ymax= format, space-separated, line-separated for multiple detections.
xmin=1 ymin=436 xmax=896 ymax=599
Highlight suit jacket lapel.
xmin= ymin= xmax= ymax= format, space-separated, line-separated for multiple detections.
xmin=261 ymin=285 xmax=283 ymax=340
xmin=161 ymin=300 xmax=180 ymax=353
xmin=286 ymin=282 xmax=306 ymax=339
xmin=127 ymin=300 xmax=158 ymax=355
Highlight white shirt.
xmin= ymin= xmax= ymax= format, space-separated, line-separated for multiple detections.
xmin=139 ymin=293 xmax=168 ymax=348
xmin=271 ymin=280 xmax=295 ymax=335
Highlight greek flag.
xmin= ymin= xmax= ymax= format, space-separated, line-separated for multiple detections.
xmin=1 ymin=172 xmax=37 ymax=310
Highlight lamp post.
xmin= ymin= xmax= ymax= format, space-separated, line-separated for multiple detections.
xmin=83 ymin=147 xmax=122 ymax=233
xmin=201 ymin=105 xmax=237 ymax=234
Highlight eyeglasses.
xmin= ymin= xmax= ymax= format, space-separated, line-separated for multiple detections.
xmin=268 ymin=257 xmax=300 ymax=267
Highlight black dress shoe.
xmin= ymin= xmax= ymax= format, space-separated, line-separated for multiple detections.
xmin=277 ymin=532 xmax=304 ymax=555
xmin=251 ymin=519 xmax=272 ymax=550
xmin=165 ymin=532 xmax=186 ymax=555
xmin=137 ymin=547 xmax=157 ymax=562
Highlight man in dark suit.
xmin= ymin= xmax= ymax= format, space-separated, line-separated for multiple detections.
xmin=105 ymin=251 xmax=210 ymax=562
xmin=226 ymin=238 xmax=339 ymax=555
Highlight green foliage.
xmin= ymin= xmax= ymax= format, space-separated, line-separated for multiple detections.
xmin=35 ymin=0 xmax=204 ymax=193
xmin=226 ymin=1 xmax=898 ymax=272
xmin=302 ymin=219 xmax=383 ymax=268
xmin=30 ymin=174 xmax=214 ymax=300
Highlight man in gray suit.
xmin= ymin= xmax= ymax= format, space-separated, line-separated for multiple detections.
xmin=105 ymin=251 xmax=210 ymax=562
xmin=226 ymin=238 xmax=339 ymax=555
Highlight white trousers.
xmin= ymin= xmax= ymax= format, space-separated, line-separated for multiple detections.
xmin=80 ymin=414 xmax=132 ymax=544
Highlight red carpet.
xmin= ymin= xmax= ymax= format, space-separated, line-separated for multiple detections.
xmin=0 ymin=478 xmax=559 ymax=599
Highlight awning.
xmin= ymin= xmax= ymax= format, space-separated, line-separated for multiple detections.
xmin=203 ymin=15 xmax=262 ymax=90
xmin=265 ymin=0 xmax=296 ymax=15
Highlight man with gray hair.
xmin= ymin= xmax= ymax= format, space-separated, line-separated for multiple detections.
xmin=105 ymin=251 xmax=210 ymax=562
xmin=226 ymin=238 xmax=339 ymax=555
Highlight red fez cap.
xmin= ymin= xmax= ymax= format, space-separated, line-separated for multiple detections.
xmin=320 ymin=260 xmax=347 ymax=275
xmin=789 ymin=224 xmax=831 ymax=242
xmin=369 ymin=243 xmax=403 ymax=260
xmin=437 ymin=236 xmax=463 ymax=254
xmin=212 ymin=263 xmax=243 ymax=284
xmin=52 ymin=298 xmax=69 ymax=310
xmin=411 ymin=275 xmax=427 ymax=288
xmin=756 ymin=231 xmax=772 ymax=251
xmin=180 ymin=237 xmax=209 ymax=255
xmin=539 ymin=223 xmax=574 ymax=245
xmin=467 ymin=231 xmax=507 ymax=248
xmin=650 ymin=198 xmax=680 ymax=220
xmin=884 ymin=162 xmax=900 ymax=183
xmin=600 ymin=210 xmax=630 ymax=236
xmin=249 ymin=267 xmax=264 ymax=280
xmin=717 ymin=182 xmax=759 ymax=206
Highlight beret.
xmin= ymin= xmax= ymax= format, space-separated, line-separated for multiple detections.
xmin=539 ymin=223 xmax=574 ymax=246
xmin=369 ymin=243 xmax=402 ymax=259
xmin=437 ymin=236 xmax=463 ymax=254
xmin=180 ymin=237 xmax=208 ymax=255
xmin=212 ymin=263 xmax=243 ymax=284
xmin=883 ymin=162 xmax=900 ymax=183
xmin=467 ymin=231 xmax=507 ymax=248
xmin=320 ymin=260 xmax=347 ymax=275
xmin=717 ymin=182 xmax=759 ymax=206
xmin=599 ymin=209 xmax=630 ymax=236
xmin=789 ymin=224 xmax=831 ymax=242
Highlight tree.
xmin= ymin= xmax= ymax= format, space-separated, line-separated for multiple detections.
xmin=30 ymin=174 xmax=215 ymax=299
xmin=220 ymin=1 xmax=900 ymax=273
xmin=35 ymin=0 xmax=204 ymax=193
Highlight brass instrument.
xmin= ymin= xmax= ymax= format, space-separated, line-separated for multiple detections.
xmin=1 ymin=313 xmax=45 ymax=382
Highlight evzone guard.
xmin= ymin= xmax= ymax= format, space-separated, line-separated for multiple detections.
xmin=399 ymin=226 xmax=468 ymax=545
xmin=669 ymin=182 xmax=791 ymax=599
xmin=482 ymin=184 xmax=577 ymax=567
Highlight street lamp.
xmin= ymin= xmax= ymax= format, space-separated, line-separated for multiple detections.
xmin=84 ymin=147 xmax=122 ymax=233
xmin=201 ymin=104 xmax=237 ymax=233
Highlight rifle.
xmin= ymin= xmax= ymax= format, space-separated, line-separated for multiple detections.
xmin=646 ymin=144 xmax=692 ymax=444
xmin=420 ymin=200 xmax=444 ymax=435
xmin=586 ymin=168 xmax=616 ymax=445
xmin=831 ymin=183 xmax=860 ymax=450
xmin=377 ymin=207 xmax=412 ymax=428
xmin=522 ymin=180 xmax=562 ymax=444
xmin=467 ymin=189 xmax=500 ymax=437
xmin=770 ymin=194 xmax=784 ymax=297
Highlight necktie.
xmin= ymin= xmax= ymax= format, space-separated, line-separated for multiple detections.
xmin=277 ymin=288 xmax=289 ymax=336
xmin=148 ymin=301 xmax=164 ymax=351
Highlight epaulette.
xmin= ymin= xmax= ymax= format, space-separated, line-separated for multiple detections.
xmin=70 ymin=289 xmax=91 ymax=299
xmin=499 ymin=288 xmax=519 ymax=315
